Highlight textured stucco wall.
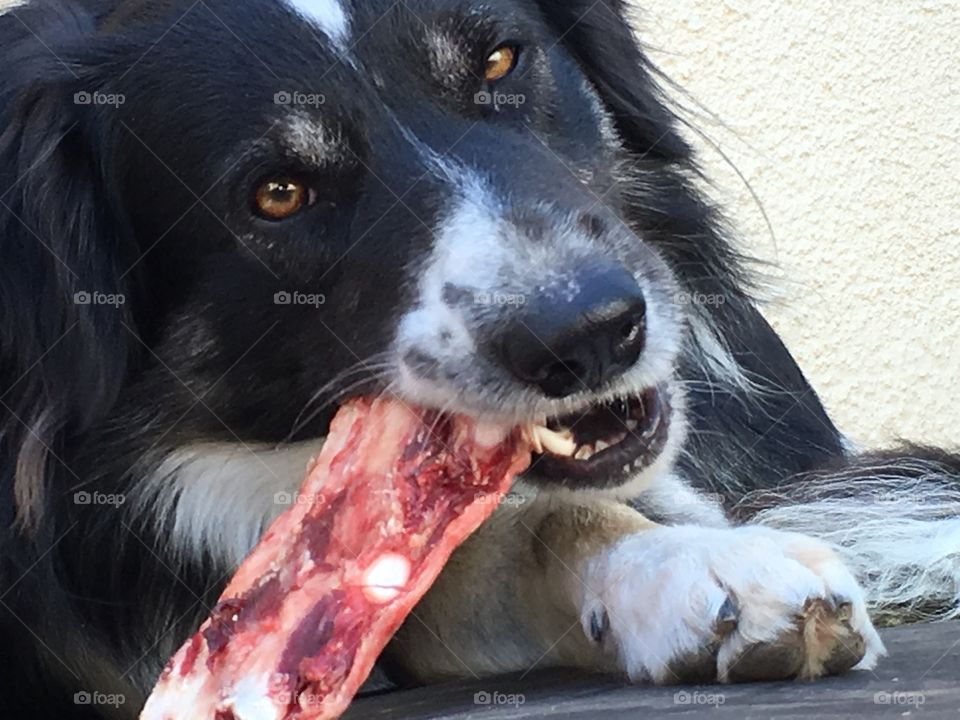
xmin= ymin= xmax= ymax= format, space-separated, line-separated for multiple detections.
xmin=636 ymin=0 xmax=959 ymax=448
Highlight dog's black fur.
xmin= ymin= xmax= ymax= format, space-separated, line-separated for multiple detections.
xmin=1 ymin=1 xmax=957 ymax=718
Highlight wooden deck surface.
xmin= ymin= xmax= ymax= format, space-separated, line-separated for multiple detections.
xmin=347 ymin=622 xmax=960 ymax=718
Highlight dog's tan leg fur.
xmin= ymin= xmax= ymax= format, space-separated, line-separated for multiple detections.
xmin=387 ymin=495 xmax=656 ymax=681
xmin=524 ymin=497 xmax=660 ymax=672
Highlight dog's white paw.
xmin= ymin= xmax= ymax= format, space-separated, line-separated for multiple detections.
xmin=577 ymin=525 xmax=885 ymax=684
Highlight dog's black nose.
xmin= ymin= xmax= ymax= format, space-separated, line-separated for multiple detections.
xmin=499 ymin=267 xmax=646 ymax=398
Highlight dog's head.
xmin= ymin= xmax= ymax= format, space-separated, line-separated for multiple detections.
xmin=1 ymin=0 xmax=743 ymax=527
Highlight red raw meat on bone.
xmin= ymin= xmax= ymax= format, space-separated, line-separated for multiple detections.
xmin=140 ymin=397 xmax=532 ymax=720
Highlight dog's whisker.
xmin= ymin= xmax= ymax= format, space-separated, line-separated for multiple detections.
xmin=287 ymin=366 xmax=395 ymax=441
xmin=289 ymin=355 xmax=394 ymax=422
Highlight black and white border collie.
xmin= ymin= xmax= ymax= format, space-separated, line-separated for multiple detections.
xmin=1 ymin=0 xmax=958 ymax=717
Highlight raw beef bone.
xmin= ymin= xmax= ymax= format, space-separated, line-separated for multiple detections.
xmin=141 ymin=397 xmax=532 ymax=720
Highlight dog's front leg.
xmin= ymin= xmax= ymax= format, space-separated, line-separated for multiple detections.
xmin=388 ymin=495 xmax=885 ymax=684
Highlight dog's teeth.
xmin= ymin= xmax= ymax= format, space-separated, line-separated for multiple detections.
xmin=643 ymin=412 xmax=662 ymax=438
xmin=532 ymin=426 xmax=577 ymax=457
xmin=524 ymin=426 xmax=544 ymax=454
xmin=626 ymin=419 xmax=639 ymax=431
xmin=574 ymin=445 xmax=594 ymax=461
xmin=594 ymin=440 xmax=611 ymax=453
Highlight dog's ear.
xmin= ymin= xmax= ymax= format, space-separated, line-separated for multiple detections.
xmin=0 ymin=4 xmax=140 ymax=532
xmin=532 ymin=0 xmax=690 ymax=162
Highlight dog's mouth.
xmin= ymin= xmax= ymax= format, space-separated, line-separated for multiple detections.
xmin=521 ymin=386 xmax=671 ymax=490
xmin=310 ymin=385 xmax=670 ymax=492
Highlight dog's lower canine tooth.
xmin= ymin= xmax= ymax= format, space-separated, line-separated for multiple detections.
xmin=533 ymin=426 xmax=578 ymax=457
xmin=523 ymin=426 xmax=544 ymax=454
xmin=574 ymin=446 xmax=593 ymax=461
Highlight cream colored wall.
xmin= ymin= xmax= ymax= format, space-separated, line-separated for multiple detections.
xmin=636 ymin=0 xmax=959 ymax=448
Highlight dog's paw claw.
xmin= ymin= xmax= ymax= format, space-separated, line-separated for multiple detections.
xmin=715 ymin=595 xmax=739 ymax=636
xmin=589 ymin=608 xmax=610 ymax=644
xmin=794 ymin=595 xmax=867 ymax=678
xmin=828 ymin=594 xmax=854 ymax=622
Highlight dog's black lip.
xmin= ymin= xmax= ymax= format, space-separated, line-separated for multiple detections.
xmin=524 ymin=387 xmax=671 ymax=490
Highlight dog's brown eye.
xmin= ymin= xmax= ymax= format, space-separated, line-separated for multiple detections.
xmin=484 ymin=46 xmax=517 ymax=82
xmin=255 ymin=178 xmax=308 ymax=220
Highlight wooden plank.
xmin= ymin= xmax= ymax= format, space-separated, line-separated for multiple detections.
xmin=347 ymin=622 xmax=960 ymax=718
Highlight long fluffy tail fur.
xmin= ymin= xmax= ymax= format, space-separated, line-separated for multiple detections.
xmin=735 ymin=445 xmax=960 ymax=625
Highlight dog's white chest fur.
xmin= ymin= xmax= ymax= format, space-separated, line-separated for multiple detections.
xmin=137 ymin=441 xmax=322 ymax=566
